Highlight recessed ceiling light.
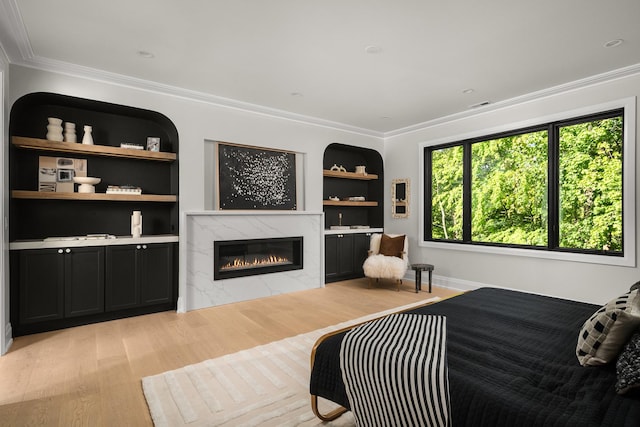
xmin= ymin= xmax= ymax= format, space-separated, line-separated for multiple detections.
xmin=290 ymin=92 xmax=304 ymax=97
xmin=364 ymin=45 xmax=382 ymax=54
xmin=603 ymin=39 xmax=623 ymax=48
xmin=462 ymin=88 xmax=474 ymax=94
xmin=137 ymin=50 xmax=155 ymax=58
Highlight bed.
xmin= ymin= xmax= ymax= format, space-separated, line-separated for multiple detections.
xmin=309 ymin=287 xmax=640 ymax=426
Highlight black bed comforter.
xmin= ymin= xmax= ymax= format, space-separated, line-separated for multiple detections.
xmin=309 ymin=288 xmax=640 ymax=426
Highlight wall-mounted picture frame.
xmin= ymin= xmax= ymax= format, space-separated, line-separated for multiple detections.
xmin=392 ymin=178 xmax=410 ymax=218
xmin=146 ymin=137 xmax=160 ymax=152
xmin=216 ymin=142 xmax=297 ymax=210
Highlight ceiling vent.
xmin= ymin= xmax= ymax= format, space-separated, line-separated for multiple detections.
xmin=469 ymin=101 xmax=491 ymax=109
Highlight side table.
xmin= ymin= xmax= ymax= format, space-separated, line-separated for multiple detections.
xmin=410 ymin=263 xmax=434 ymax=293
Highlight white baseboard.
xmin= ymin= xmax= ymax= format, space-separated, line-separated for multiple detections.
xmin=3 ymin=322 xmax=13 ymax=355
xmin=176 ymin=296 xmax=186 ymax=313
xmin=404 ymin=271 xmax=487 ymax=293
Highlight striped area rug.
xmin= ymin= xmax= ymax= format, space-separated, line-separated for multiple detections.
xmin=142 ymin=296 xmax=441 ymax=427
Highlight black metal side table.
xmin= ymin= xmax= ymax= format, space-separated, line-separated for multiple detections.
xmin=410 ymin=263 xmax=434 ymax=293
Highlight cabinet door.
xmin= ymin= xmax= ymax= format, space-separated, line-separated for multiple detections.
xmin=325 ymin=235 xmax=339 ymax=280
xmin=337 ymin=234 xmax=355 ymax=275
xmin=105 ymin=245 xmax=139 ymax=311
xmin=64 ymin=247 xmax=105 ymax=318
xmin=140 ymin=243 xmax=174 ymax=305
xmin=19 ymin=249 xmax=64 ymax=324
xmin=353 ymin=233 xmax=372 ymax=277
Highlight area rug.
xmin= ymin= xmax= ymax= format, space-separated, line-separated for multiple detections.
xmin=142 ymin=296 xmax=440 ymax=427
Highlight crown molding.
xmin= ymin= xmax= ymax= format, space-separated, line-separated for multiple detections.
xmin=0 ymin=0 xmax=32 ymax=62
xmin=10 ymin=55 xmax=385 ymax=139
xmin=384 ymin=62 xmax=640 ymax=138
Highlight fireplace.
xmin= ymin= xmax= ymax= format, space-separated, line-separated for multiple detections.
xmin=214 ymin=236 xmax=303 ymax=280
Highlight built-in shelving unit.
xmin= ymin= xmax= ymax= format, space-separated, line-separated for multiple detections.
xmin=322 ymin=200 xmax=378 ymax=207
xmin=9 ymin=92 xmax=179 ymax=240
xmin=9 ymin=92 xmax=180 ymax=336
xmin=322 ymin=143 xmax=384 ymax=230
xmin=322 ymin=169 xmax=378 ymax=180
xmin=322 ymin=143 xmax=383 ymax=283
xmin=12 ymin=136 xmax=176 ymax=161
xmin=11 ymin=190 xmax=177 ymax=202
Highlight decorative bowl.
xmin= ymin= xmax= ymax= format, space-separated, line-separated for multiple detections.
xmin=73 ymin=177 xmax=101 ymax=185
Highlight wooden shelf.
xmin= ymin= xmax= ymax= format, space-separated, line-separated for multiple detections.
xmin=323 ymin=170 xmax=378 ymax=180
xmin=12 ymin=136 xmax=177 ymax=162
xmin=12 ymin=190 xmax=177 ymax=203
xmin=323 ymin=200 xmax=378 ymax=207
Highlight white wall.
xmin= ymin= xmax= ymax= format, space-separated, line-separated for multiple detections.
xmin=5 ymin=63 xmax=638 ymax=350
xmin=384 ymin=73 xmax=640 ymax=305
xmin=4 ymin=65 xmax=383 ymax=342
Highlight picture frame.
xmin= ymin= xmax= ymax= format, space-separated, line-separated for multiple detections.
xmin=216 ymin=142 xmax=297 ymax=210
xmin=391 ymin=178 xmax=410 ymax=218
xmin=146 ymin=137 xmax=160 ymax=152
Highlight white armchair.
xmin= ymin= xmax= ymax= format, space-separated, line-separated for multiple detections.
xmin=362 ymin=233 xmax=409 ymax=291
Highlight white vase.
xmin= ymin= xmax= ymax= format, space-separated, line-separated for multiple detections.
xmin=46 ymin=117 xmax=63 ymax=141
xmin=131 ymin=211 xmax=142 ymax=238
xmin=82 ymin=125 xmax=94 ymax=145
xmin=64 ymin=122 xmax=76 ymax=143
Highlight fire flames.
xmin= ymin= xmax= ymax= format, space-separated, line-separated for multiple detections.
xmin=220 ymin=254 xmax=292 ymax=270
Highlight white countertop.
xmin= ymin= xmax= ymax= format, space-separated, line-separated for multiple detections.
xmin=324 ymin=227 xmax=383 ymax=235
xmin=10 ymin=234 xmax=179 ymax=250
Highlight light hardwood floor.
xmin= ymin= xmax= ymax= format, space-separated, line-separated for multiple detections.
xmin=0 ymin=278 xmax=459 ymax=426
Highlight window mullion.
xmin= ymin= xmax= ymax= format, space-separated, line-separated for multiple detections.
xmin=548 ymin=124 xmax=559 ymax=250
xmin=462 ymin=143 xmax=472 ymax=242
xmin=424 ymin=147 xmax=433 ymax=241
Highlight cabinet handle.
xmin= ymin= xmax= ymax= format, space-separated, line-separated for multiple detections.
xmin=142 ymin=245 xmax=147 ymax=249
xmin=58 ymin=249 xmax=63 ymax=254
xmin=65 ymin=248 xmax=71 ymax=253
xmin=137 ymin=245 xmax=142 ymax=250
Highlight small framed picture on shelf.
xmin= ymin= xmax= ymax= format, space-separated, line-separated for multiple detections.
xmin=146 ymin=137 xmax=160 ymax=152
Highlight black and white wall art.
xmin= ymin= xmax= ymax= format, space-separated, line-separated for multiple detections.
xmin=217 ymin=142 xmax=297 ymax=210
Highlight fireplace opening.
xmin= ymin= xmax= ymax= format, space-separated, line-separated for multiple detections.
xmin=214 ymin=236 xmax=303 ymax=280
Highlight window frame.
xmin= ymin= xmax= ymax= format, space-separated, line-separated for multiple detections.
xmin=418 ymin=98 xmax=636 ymax=267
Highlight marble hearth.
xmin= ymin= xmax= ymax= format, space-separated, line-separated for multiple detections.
xmin=185 ymin=211 xmax=324 ymax=311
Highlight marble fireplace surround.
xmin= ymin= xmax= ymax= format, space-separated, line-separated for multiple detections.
xmin=184 ymin=211 xmax=324 ymax=311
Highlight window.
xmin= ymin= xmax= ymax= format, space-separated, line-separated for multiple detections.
xmin=424 ymin=108 xmax=626 ymax=258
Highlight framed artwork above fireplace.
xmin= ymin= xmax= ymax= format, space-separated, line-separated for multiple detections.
xmin=216 ymin=142 xmax=298 ymax=210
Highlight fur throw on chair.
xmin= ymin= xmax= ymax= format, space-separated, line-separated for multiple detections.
xmin=363 ymin=254 xmax=408 ymax=280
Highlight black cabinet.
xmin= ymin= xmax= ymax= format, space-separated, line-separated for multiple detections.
xmin=18 ymin=249 xmax=64 ymax=324
xmin=106 ymin=243 xmax=174 ymax=311
xmin=105 ymin=245 xmax=138 ymax=311
xmin=64 ymin=247 xmax=105 ymax=318
xmin=140 ymin=243 xmax=174 ymax=305
xmin=17 ymin=246 xmax=104 ymax=323
xmin=325 ymin=232 xmax=372 ymax=283
xmin=354 ymin=232 xmax=372 ymax=276
xmin=11 ymin=243 xmax=175 ymax=336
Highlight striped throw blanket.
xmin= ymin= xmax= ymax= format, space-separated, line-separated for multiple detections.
xmin=339 ymin=314 xmax=450 ymax=426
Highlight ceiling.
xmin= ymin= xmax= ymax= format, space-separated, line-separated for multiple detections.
xmin=1 ymin=0 xmax=640 ymax=136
